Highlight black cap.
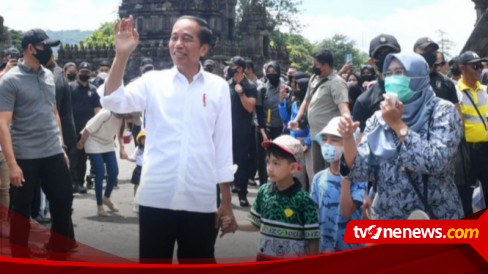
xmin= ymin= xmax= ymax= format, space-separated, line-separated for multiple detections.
xmin=204 ymin=59 xmax=215 ymax=66
xmin=140 ymin=57 xmax=154 ymax=70
xmin=225 ymin=56 xmax=246 ymax=69
xmin=21 ymin=29 xmax=60 ymax=50
xmin=458 ymin=51 xmax=488 ymax=64
xmin=99 ymin=60 xmax=111 ymax=68
xmin=63 ymin=62 xmax=76 ymax=70
xmin=413 ymin=37 xmax=439 ymax=51
xmin=369 ymin=34 xmax=401 ymax=58
xmin=78 ymin=61 xmax=91 ymax=71
xmin=448 ymin=57 xmax=459 ymax=67
xmin=291 ymin=71 xmax=309 ymax=81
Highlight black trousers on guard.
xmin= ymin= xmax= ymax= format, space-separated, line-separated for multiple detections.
xmin=10 ymin=154 xmax=74 ymax=257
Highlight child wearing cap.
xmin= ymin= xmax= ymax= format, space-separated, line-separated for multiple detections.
xmin=221 ymin=135 xmax=319 ymax=260
xmin=311 ymin=117 xmax=367 ymax=251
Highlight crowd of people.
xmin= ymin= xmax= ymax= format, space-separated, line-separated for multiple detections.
xmin=0 ymin=14 xmax=487 ymax=262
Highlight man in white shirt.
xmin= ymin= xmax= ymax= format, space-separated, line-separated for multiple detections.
xmin=100 ymin=15 xmax=236 ymax=263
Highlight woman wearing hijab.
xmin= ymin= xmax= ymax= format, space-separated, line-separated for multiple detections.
xmin=339 ymin=53 xmax=463 ymax=219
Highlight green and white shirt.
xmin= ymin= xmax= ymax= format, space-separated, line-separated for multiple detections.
xmin=249 ymin=179 xmax=320 ymax=257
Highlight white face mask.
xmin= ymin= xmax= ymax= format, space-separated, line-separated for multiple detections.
xmin=97 ymin=72 xmax=108 ymax=80
xmin=320 ymin=143 xmax=344 ymax=163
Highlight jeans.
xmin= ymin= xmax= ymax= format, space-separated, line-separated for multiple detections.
xmin=88 ymin=151 xmax=118 ymax=205
xmin=10 ymin=154 xmax=74 ymax=256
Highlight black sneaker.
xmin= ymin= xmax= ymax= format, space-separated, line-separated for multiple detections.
xmin=231 ymin=185 xmax=239 ymax=193
xmin=72 ymin=184 xmax=87 ymax=194
xmin=248 ymin=179 xmax=258 ymax=186
xmin=34 ymin=215 xmax=52 ymax=224
xmin=86 ymin=175 xmax=95 ymax=189
xmin=239 ymin=198 xmax=250 ymax=207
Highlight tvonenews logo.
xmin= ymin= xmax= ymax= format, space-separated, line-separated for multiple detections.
xmin=353 ymin=225 xmax=479 ymax=240
xmin=343 ymin=212 xmax=488 ymax=261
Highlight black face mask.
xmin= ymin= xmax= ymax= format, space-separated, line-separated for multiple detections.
xmin=67 ymin=73 xmax=77 ymax=81
xmin=312 ymin=66 xmax=322 ymax=76
xmin=227 ymin=68 xmax=236 ymax=79
xmin=451 ymin=66 xmax=461 ymax=77
xmin=33 ymin=46 xmax=53 ymax=66
xmin=374 ymin=51 xmax=389 ymax=73
xmin=266 ymin=73 xmax=280 ymax=86
xmin=79 ymin=74 xmax=90 ymax=82
xmin=362 ymin=75 xmax=375 ymax=82
xmin=421 ymin=52 xmax=437 ymax=67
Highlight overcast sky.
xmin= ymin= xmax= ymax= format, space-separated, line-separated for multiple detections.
xmin=0 ymin=0 xmax=478 ymax=57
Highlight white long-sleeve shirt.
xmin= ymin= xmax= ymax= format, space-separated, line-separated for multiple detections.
xmin=100 ymin=66 xmax=234 ymax=213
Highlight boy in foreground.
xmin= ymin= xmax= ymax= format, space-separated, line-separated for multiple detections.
xmin=221 ymin=135 xmax=319 ymax=260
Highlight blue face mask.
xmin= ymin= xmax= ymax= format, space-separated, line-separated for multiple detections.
xmin=320 ymin=143 xmax=344 ymax=163
xmin=384 ymin=75 xmax=415 ymax=103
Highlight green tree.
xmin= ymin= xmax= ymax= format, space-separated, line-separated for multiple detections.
xmin=237 ymin=0 xmax=303 ymax=32
xmin=84 ymin=21 xmax=115 ymax=47
xmin=316 ymin=34 xmax=367 ymax=71
xmin=271 ymin=31 xmax=315 ymax=72
xmin=4 ymin=26 xmax=23 ymax=51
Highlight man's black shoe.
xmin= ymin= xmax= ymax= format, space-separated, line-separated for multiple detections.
xmin=239 ymin=198 xmax=250 ymax=207
xmin=73 ymin=184 xmax=87 ymax=194
xmin=231 ymin=185 xmax=239 ymax=193
xmin=248 ymin=179 xmax=258 ymax=186
xmin=34 ymin=215 xmax=51 ymax=224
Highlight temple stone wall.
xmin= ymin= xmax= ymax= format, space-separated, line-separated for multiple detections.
xmin=57 ymin=0 xmax=289 ymax=81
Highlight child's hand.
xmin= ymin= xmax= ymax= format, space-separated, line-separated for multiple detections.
xmin=219 ymin=216 xmax=236 ymax=238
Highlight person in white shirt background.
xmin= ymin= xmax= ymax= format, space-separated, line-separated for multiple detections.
xmin=99 ymin=15 xmax=237 ymax=263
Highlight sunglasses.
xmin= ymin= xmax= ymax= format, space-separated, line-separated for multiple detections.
xmin=470 ymin=63 xmax=483 ymax=70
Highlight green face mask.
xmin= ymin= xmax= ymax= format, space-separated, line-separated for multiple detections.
xmin=384 ymin=75 xmax=415 ymax=103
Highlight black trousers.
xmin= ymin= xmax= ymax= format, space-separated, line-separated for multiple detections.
xmin=10 ymin=154 xmax=74 ymax=256
xmin=233 ymin=132 xmax=252 ymax=197
xmin=458 ymin=142 xmax=488 ymax=217
xmin=70 ymin=146 xmax=88 ymax=186
xmin=248 ymin=125 xmax=258 ymax=181
xmin=256 ymin=126 xmax=283 ymax=185
xmin=139 ymin=206 xmax=218 ymax=264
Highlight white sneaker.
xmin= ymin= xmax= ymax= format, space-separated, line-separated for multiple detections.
xmin=97 ymin=205 xmax=109 ymax=217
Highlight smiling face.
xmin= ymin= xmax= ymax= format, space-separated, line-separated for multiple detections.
xmin=168 ymin=18 xmax=209 ymax=73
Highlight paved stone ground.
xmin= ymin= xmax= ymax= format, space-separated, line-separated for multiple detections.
xmin=71 ymin=142 xmax=260 ymax=261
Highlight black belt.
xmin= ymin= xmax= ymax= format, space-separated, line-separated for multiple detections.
xmin=467 ymin=142 xmax=488 ymax=149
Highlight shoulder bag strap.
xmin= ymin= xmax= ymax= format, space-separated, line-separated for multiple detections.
xmin=405 ymin=106 xmax=438 ymax=219
xmin=304 ymin=75 xmax=329 ymax=114
xmin=463 ymin=89 xmax=487 ymax=130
